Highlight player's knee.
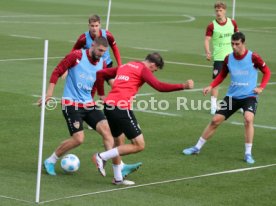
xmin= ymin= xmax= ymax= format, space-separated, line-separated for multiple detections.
xmin=244 ymin=114 xmax=254 ymax=126
xmin=211 ymin=116 xmax=223 ymax=127
xmin=97 ymin=120 xmax=111 ymax=135
xmin=72 ymin=132 xmax=85 ymax=145
xmin=135 ymin=140 xmax=145 ymax=152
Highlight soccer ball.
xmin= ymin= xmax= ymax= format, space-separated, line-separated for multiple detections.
xmin=60 ymin=154 xmax=80 ymax=173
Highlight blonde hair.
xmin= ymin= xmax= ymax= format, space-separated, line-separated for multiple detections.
xmin=88 ymin=14 xmax=101 ymax=24
xmin=214 ymin=1 xmax=227 ymax=9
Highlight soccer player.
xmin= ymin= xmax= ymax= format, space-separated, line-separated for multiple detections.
xmin=183 ymin=32 xmax=271 ymax=164
xmin=92 ymin=52 xmax=194 ymax=185
xmin=69 ymin=14 xmax=121 ymax=86
xmin=205 ymin=1 xmax=238 ymax=114
xmin=39 ymin=37 xmax=136 ymax=177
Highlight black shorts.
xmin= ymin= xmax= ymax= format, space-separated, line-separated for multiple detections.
xmin=216 ymin=96 xmax=258 ymax=120
xmin=103 ymin=104 xmax=142 ymax=140
xmin=62 ymin=105 xmax=106 ymax=136
xmin=212 ymin=61 xmax=224 ymax=79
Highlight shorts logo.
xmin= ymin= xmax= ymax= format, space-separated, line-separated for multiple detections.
xmin=213 ymin=69 xmax=218 ymax=76
xmin=73 ymin=121 xmax=80 ymax=129
xmin=248 ymin=106 xmax=253 ymax=111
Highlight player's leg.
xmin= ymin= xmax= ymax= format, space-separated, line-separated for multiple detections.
xmin=114 ymin=134 xmax=142 ymax=178
xmin=210 ymin=61 xmax=223 ymax=115
xmin=242 ymin=98 xmax=258 ymax=164
xmin=109 ymin=135 xmax=136 ymax=185
xmin=44 ymin=106 xmax=85 ymax=175
xmin=211 ymin=86 xmax=219 ymax=115
xmin=95 ymin=119 xmax=114 ymax=150
xmin=183 ymin=96 xmax=238 ymax=155
xmin=183 ymin=114 xmax=225 ymax=155
xmin=93 ymin=107 xmax=143 ymax=182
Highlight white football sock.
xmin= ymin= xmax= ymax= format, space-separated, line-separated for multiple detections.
xmin=195 ymin=137 xmax=207 ymax=150
xmin=99 ymin=148 xmax=119 ymax=161
xmin=245 ymin=143 xmax=253 ymax=155
xmin=113 ymin=164 xmax=123 ymax=181
xmin=47 ymin=152 xmax=59 ymax=164
xmin=211 ymin=96 xmax=217 ymax=109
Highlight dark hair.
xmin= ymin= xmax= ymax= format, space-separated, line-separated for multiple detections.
xmin=94 ymin=36 xmax=108 ymax=47
xmin=145 ymin=52 xmax=164 ymax=69
xmin=232 ymin=32 xmax=245 ymax=43
xmin=88 ymin=14 xmax=101 ymax=24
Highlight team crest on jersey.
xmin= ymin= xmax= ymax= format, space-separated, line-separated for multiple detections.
xmin=73 ymin=121 xmax=80 ymax=129
xmin=213 ymin=69 xmax=218 ymax=76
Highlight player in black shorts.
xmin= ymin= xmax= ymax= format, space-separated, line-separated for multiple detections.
xmin=39 ymin=37 xmax=115 ymax=176
xmin=183 ymin=32 xmax=271 ymax=164
xmin=103 ymin=104 xmax=142 ymax=140
xmin=62 ymin=105 xmax=106 ymax=135
xmin=216 ymin=96 xmax=258 ymax=120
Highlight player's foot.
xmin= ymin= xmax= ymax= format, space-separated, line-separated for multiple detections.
xmin=112 ymin=178 xmax=135 ymax=186
xmin=122 ymin=162 xmax=142 ymax=178
xmin=210 ymin=107 xmax=216 ymax=115
xmin=92 ymin=153 xmax=106 ymax=176
xmin=244 ymin=154 xmax=255 ymax=164
xmin=44 ymin=160 xmax=56 ymax=176
xmin=183 ymin=146 xmax=200 ymax=155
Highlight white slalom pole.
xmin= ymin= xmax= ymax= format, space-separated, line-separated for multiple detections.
xmin=232 ymin=0 xmax=236 ymax=20
xmin=35 ymin=40 xmax=48 ymax=203
xmin=106 ymin=0 xmax=112 ymax=30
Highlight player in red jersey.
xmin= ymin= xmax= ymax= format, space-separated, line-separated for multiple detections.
xmin=92 ymin=52 xmax=194 ymax=185
xmin=63 ymin=14 xmax=121 ymax=86
xmin=205 ymin=1 xmax=239 ymax=114
xmin=183 ymin=32 xmax=271 ymax=164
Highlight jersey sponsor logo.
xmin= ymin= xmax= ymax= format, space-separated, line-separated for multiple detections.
xmin=77 ymin=82 xmax=92 ymax=91
xmin=116 ymin=75 xmax=129 ymax=81
xmin=230 ymin=81 xmax=249 ymax=86
xmin=218 ymin=33 xmax=232 ymax=38
xmin=232 ymin=70 xmax=249 ymax=76
xmin=127 ymin=63 xmax=139 ymax=69
xmin=73 ymin=121 xmax=80 ymax=129
xmin=79 ymin=73 xmax=94 ymax=81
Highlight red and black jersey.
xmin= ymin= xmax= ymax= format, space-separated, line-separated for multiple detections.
xmin=96 ymin=61 xmax=184 ymax=109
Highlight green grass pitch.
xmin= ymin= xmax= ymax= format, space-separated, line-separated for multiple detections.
xmin=0 ymin=0 xmax=275 ymax=205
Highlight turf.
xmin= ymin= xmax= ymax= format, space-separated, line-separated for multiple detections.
xmin=0 ymin=0 xmax=275 ymax=205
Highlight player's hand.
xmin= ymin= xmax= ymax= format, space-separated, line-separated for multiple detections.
xmin=203 ymin=86 xmax=212 ymax=96
xmin=61 ymin=70 xmax=68 ymax=80
xmin=37 ymin=95 xmax=52 ymax=107
xmin=183 ymin=80 xmax=194 ymax=89
xmin=253 ymin=87 xmax=263 ymax=94
xmin=206 ymin=52 xmax=211 ymax=61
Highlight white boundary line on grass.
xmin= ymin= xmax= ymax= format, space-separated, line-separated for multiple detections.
xmin=130 ymin=47 xmax=169 ymax=52
xmin=0 ymin=56 xmax=211 ymax=68
xmin=122 ymin=56 xmax=212 ymax=68
xmin=0 ymin=195 xmax=34 ymax=204
xmin=133 ymin=109 xmax=182 ymax=117
xmin=231 ymin=121 xmax=276 ymax=130
xmin=0 ymin=14 xmax=195 ymax=25
xmin=10 ymin=34 xmax=41 ymax=39
xmin=38 ymin=163 xmax=276 ymax=204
